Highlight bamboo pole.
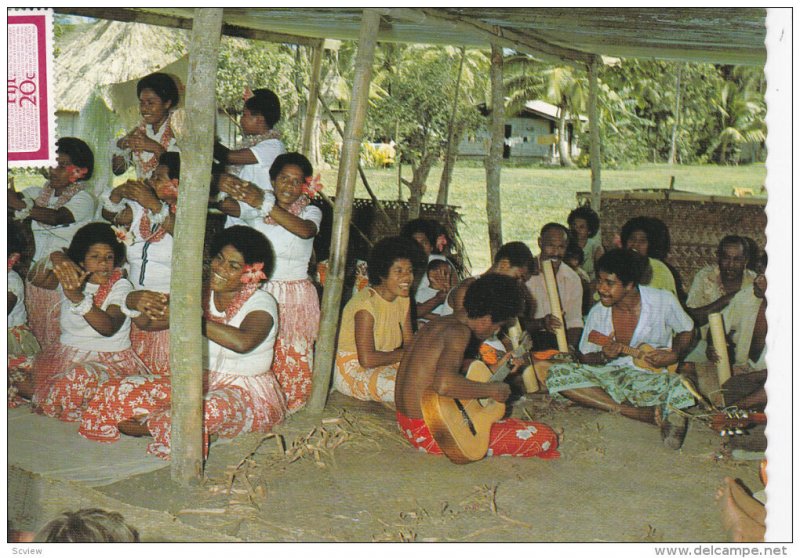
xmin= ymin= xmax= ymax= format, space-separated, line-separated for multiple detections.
xmin=485 ymin=43 xmax=504 ymax=261
xmin=437 ymin=46 xmax=466 ymax=207
xmin=588 ymin=55 xmax=602 ymax=212
xmin=541 ymin=260 xmax=569 ymax=353
xmin=170 ymin=8 xmax=223 ymax=485
xmin=307 ymin=9 xmax=380 ymax=411
xmin=708 ymin=312 xmax=732 ymax=399
xmin=301 ymin=40 xmax=325 ymax=160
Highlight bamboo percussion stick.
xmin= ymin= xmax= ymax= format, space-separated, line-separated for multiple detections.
xmin=708 ymin=312 xmax=732 ymax=392
xmin=542 ymin=259 xmax=569 ymax=353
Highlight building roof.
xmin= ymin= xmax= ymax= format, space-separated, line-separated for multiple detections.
xmin=56 ymin=8 xmax=766 ymax=67
xmin=521 ymin=100 xmax=587 ymax=123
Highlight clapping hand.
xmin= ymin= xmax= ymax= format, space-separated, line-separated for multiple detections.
xmin=128 ymin=290 xmax=170 ymax=321
xmin=52 ymin=254 xmax=89 ymax=301
xmin=218 ymin=173 xmax=264 ymax=208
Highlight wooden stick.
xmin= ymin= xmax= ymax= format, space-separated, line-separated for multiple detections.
xmin=541 ymin=259 xmax=569 ymax=352
xmin=708 ymin=313 xmax=732 ymax=396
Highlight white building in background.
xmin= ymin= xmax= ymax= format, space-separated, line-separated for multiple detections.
xmin=457 ymin=100 xmax=587 ymax=164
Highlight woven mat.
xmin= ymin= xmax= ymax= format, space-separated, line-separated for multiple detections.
xmin=7 ymin=406 xmax=168 ymax=486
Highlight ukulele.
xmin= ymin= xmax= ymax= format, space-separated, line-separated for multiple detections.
xmin=420 ymin=332 xmax=533 ymax=464
xmin=708 ymin=408 xmax=767 ymax=437
xmin=587 ymin=330 xmax=678 ymax=374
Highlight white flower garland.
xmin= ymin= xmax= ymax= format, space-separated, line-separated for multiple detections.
xmin=256 ymin=191 xmax=275 ymax=220
xmin=13 ymin=196 xmax=34 ymax=221
xmin=147 ymin=202 xmax=170 ymax=225
xmin=69 ymin=293 xmax=94 ymax=316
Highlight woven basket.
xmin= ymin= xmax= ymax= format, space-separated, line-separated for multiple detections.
xmin=576 ymin=190 xmax=767 ymax=288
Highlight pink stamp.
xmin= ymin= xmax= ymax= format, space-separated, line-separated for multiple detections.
xmin=7 ymin=8 xmax=56 ymax=167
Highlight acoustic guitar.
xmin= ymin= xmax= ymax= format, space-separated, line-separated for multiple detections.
xmin=587 ymin=330 xmax=678 ymax=374
xmin=421 ymin=333 xmax=532 ymax=464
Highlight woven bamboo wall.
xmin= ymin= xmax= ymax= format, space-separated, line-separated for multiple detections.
xmin=577 ymin=190 xmax=767 ymax=288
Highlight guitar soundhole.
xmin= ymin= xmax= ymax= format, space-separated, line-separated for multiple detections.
xmin=454 ymin=399 xmax=477 ymax=436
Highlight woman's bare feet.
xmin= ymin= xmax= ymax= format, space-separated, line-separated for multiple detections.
xmin=118 ymin=416 xmax=151 ymax=437
xmin=716 ymin=477 xmax=766 ymax=542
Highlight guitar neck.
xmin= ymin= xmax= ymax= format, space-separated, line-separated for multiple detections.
xmin=618 ymin=344 xmax=643 ymax=360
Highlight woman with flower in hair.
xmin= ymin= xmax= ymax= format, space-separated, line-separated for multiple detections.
xmin=112 ymin=72 xmax=180 ymax=180
xmin=100 ymin=152 xmax=179 ymax=376
xmin=80 ymin=226 xmax=287 ymax=459
xmin=23 ymin=223 xmax=148 ymax=421
xmin=221 ymin=152 xmax=322 ymax=412
xmin=8 ymin=137 xmax=96 ymax=349
xmin=214 ymin=88 xmax=287 ymax=228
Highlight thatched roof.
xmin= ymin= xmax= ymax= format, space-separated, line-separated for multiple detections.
xmin=56 ymin=20 xmax=186 ymax=112
xmin=56 ymin=8 xmax=766 ymax=66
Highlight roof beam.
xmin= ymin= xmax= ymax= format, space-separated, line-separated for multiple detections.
xmin=375 ymin=8 xmax=593 ymax=66
xmin=54 ymin=7 xmax=320 ymax=47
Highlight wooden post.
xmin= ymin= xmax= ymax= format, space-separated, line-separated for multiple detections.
xmin=169 ymin=8 xmax=223 ymax=485
xmin=301 ymin=40 xmax=324 ymax=162
xmin=588 ymin=55 xmax=602 ymax=212
xmin=485 ymin=43 xmax=504 ymax=261
xmin=307 ymin=9 xmax=380 ymax=411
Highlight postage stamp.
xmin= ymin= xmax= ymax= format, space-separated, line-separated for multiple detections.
xmin=7 ymin=8 xmax=56 ymax=167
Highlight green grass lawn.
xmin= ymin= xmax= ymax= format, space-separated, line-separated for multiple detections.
xmin=12 ymin=162 xmax=765 ymax=272
xmin=320 ymin=162 xmax=767 ymax=270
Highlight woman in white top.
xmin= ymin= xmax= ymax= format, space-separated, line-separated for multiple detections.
xmin=221 ymin=153 xmax=322 ymax=412
xmin=25 ymin=223 xmax=148 ymax=421
xmin=111 ymin=73 xmax=180 ymax=180
xmin=100 ymin=152 xmax=178 ymax=375
xmin=214 ymin=88 xmax=287 ymax=228
xmin=80 ymin=226 xmax=287 ymax=460
xmin=8 ymin=138 xmax=97 ymax=349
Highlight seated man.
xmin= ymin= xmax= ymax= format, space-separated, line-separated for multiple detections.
xmin=708 ymin=254 xmax=767 ymax=420
xmin=546 ymin=249 xmax=696 ymax=450
xmin=395 ymin=274 xmax=560 ymax=460
xmin=685 ymin=236 xmax=757 ymax=365
xmin=526 ymin=223 xmax=584 ymax=351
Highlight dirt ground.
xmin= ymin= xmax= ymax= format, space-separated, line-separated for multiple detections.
xmin=10 ymin=390 xmax=763 ymax=543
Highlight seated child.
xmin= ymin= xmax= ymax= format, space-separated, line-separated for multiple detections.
xmin=33 ymin=508 xmax=140 ymax=543
xmin=26 ymin=223 xmax=148 ymax=420
xmin=80 ymin=226 xmax=287 ymax=459
xmin=564 ymin=237 xmax=595 ymax=317
xmin=395 ymin=274 xmax=560 ymax=459
xmin=8 ymin=222 xmax=41 ymax=406
xmin=401 ymin=218 xmax=457 ymax=323
xmin=333 ymin=236 xmax=417 ymax=402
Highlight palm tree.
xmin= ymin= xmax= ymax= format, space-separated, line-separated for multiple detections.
xmin=708 ymin=66 xmax=766 ymax=165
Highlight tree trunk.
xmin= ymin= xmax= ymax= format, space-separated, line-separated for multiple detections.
xmin=436 ymin=46 xmax=467 ymax=207
xmin=557 ymin=102 xmax=575 ymax=168
xmin=170 ymin=8 xmax=222 ymax=485
xmin=668 ymin=64 xmax=683 ymax=165
xmin=588 ymin=55 xmax=602 ymax=211
xmin=485 ymin=43 xmax=504 ymax=261
xmin=307 ymin=9 xmax=380 ymax=412
xmin=408 ymin=150 xmax=436 ymax=219
xmin=302 ymin=40 xmax=324 ymax=167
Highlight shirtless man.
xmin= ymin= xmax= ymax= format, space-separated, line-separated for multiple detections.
xmin=546 ymin=249 xmax=696 ymax=449
xmin=395 ymin=274 xmax=559 ymax=459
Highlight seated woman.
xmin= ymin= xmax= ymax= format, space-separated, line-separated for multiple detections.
xmin=101 ymin=152 xmax=179 ymax=375
xmin=80 ymin=226 xmax=287 ymax=460
xmin=25 ymin=223 xmax=148 ymax=421
xmin=8 ymin=222 xmax=41 ymax=407
xmin=222 ymin=152 xmax=322 ymax=412
xmin=333 ymin=236 xmax=418 ymax=403
xmin=111 ymin=72 xmax=180 ymax=180
xmin=620 ymin=216 xmax=679 ymax=298
xmin=567 ymin=204 xmax=604 ymax=283
xmin=8 ymin=137 xmax=96 ymax=349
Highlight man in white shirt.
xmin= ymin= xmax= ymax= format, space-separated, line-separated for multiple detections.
xmin=526 ymin=223 xmax=584 ymax=351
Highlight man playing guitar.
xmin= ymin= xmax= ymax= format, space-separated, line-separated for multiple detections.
xmin=545 ymin=249 xmax=696 ymax=450
xmin=395 ymin=274 xmax=560 ymax=462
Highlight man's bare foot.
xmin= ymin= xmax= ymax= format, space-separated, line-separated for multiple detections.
xmin=118 ymin=417 xmax=150 ymax=437
xmin=717 ymin=477 xmax=766 ymax=542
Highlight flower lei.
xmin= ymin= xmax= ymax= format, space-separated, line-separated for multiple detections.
xmin=138 ymin=200 xmax=177 ymax=244
xmin=203 ymin=284 xmax=259 ymax=324
xmin=435 ymin=233 xmax=448 ymax=253
xmin=241 ymin=262 xmax=267 ymax=284
xmin=8 ymin=253 xmax=21 ymax=272
xmin=133 ymin=116 xmax=175 ymax=177
xmin=34 ymin=180 xmax=86 ymax=210
xmin=93 ymin=268 xmax=124 ymax=308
